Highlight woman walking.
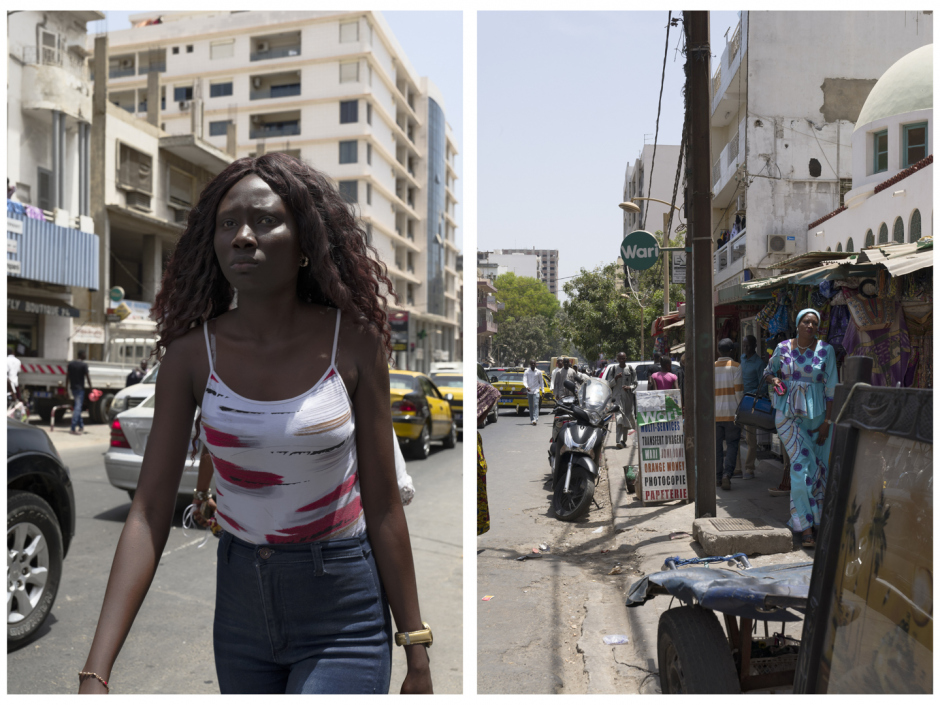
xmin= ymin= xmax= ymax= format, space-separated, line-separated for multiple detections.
xmin=764 ymin=308 xmax=837 ymax=548
xmin=650 ymin=356 xmax=679 ymax=391
xmin=79 ymin=154 xmax=432 ymax=694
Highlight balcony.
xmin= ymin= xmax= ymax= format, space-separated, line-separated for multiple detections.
xmin=711 ymin=12 xmax=748 ymax=124
xmin=249 ymin=110 xmax=301 ymax=139
xmin=109 ymin=53 xmax=136 ymax=79
xmin=477 ymin=309 xmax=497 ymax=337
xmin=713 ymin=227 xmax=747 ymax=286
xmin=20 ymin=46 xmax=92 ymax=119
xmin=712 ymin=116 xmax=747 ymax=206
xmin=249 ymin=71 xmax=302 ymax=100
xmin=477 ymin=293 xmax=498 ymax=312
xmin=250 ymin=31 xmax=301 ymax=62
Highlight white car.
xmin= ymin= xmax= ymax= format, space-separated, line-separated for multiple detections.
xmin=107 ymin=363 xmax=159 ymax=422
xmin=601 ymin=360 xmax=682 ymax=393
xmin=104 ymin=394 xmax=203 ymax=503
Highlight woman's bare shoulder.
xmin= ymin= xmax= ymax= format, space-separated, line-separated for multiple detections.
xmin=158 ymin=324 xmax=210 ymax=382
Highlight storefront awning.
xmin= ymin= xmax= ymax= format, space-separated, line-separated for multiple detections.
xmin=8 ymin=296 xmax=80 ymax=318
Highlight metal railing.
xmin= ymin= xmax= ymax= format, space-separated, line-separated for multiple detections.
xmin=729 ymin=22 xmax=742 ymax=64
xmin=248 ymin=122 xmax=300 ymax=139
xmin=138 ymin=63 xmax=166 ymax=75
xmin=109 ymin=66 xmax=136 ymax=79
xmin=712 ymin=66 xmax=722 ymax=97
xmin=22 ymin=45 xmax=88 ymax=80
xmin=250 ymin=84 xmax=301 ymax=100
xmin=728 ymin=129 xmax=739 ymax=166
xmin=714 ymin=227 xmax=747 ymax=275
xmin=250 ymin=45 xmax=301 ymax=62
xmin=713 ymin=158 xmax=722 ymax=187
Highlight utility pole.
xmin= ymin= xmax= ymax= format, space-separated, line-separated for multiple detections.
xmin=686 ymin=11 xmax=716 ymax=518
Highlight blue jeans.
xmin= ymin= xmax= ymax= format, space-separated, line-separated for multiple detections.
xmin=715 ymin=422 xmax=741 ymax=481
xmin=214 ymin=532 xmax=392 ymax=694
xmin=527 ymin=393 xmax=540 ymax=421
xmin=70 ymin=387 xmax=85 ymax=431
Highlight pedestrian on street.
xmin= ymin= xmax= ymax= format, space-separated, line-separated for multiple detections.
xmin=714 ymin=338 xmax=743 ymax=491
xmin=523 ymin=359 xmax=543 ymax=426
xmin=646 ymin=350 xmax=662 ymax=382
xmin=650 ymin=356 xmax=679 ymax=390
xmin=477 ymin=381 xmax=501 ymax=536
xmin=738 ymin=335 xmax=765 ymax=480
xmin=79 ymin=154 xmax=433 ymax=695
xmin=125 ymin=359 xmax=148 ymax=388
xmin=67 ymin=350 xmax=93 ymax=435
xmin=608 ymin=351 xmax=638 ymax=449
xmin=550 ymin=358 xmax=563 ymax=397
xmin=7 ymin=346 xmax=22 ymax=402
xmin=764 ymin=308 xmax=836 ymax=549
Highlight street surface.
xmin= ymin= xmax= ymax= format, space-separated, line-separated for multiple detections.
xmin=7 ymin=420 xmax=462 ymax=694
xmin=476 ymin=407 xmax=651 ymax=694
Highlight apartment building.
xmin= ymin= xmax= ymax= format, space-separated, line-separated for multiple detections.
xmin=487 ymin=251 xmax=540 ymax=280
xmin=481 ymin=248 xmax=559 ymax=297
xmin=710 ymin=11 xmax=932 ymax=306
xmin=90 ymin=10 xmax=460 ymax=373
xmin=622 ymin=143 xmax=685 ymax=239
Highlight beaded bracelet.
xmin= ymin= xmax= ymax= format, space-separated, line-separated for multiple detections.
xmin=78 ymin=671 xmax=110 ymax=692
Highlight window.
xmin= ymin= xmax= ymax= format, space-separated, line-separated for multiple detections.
xmin=168 ymin=168 xmax=194 ymax=207
xmin=339 ymin=61 xmax=359 ymax=83
xmin=339 ymin=140 xmax=358 ymax=164
xmin=186 ymin=45 xmax=194 ymax=53
xmin=865 ymin=229 xmax=874 ymax=248
xmin=910 ymin=209 xmax=922 ymax=241
xmin=366 ymin=102 xmax=372 ymax=125
xmin=366 ymin=183 xmax=372 ymax=205
xmin=878 ymin=222 xmax=888 ymax=244
xmin=174 ymin=85 xmax=193 ymax=102
xmin=839 ymin=178 xmax=852 ymax=207
xmin=873 ymin=130 xmax=888 ymax=173
xmin=339 ymin=21 xmax=359 ymax=43
xmin=893 ymin=217 xmax=904 ymax=243
xmin=340 ymin=100 xmax=358 ymax=123
xmin=117 ymin=143 xmax=153 ymax=194
xmin=210 ymin=39 xmax=235 ymax=60
xmin=172 ymin=46 xmax=179 ymax=55
xmin=366 ymin=143 xmax=372 ymax=165
xmin=338 ymin=180 xmax=358 ymax=203
xmin=903 ymin=122 xmax=927 ymax=167
xmin=209 ymin=120 xmax=232 ymax=137
xmin=836 ymin=242 xmax=843 ymax=252
xmin=846 ymin=238 xmax=854 ymax=252
xmin=270 ymin=83 xmax=300 ymax=98
xmin=210 ymin=81 xmax=233 ymax=98
xmin=37 ymin=167 xmax=53 ymax=210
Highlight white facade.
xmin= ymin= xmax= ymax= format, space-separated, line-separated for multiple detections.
xmin=623 ymin=143 xmax=685 ymax=240
xmin=710 ymin=11 xmax=933 ymax=300
xmin=807 ymin=44 xmax=932 ymax=253
xmin=91 ymin=11 xmax=459 ymax=373
xmin=488 ymin=252 xmax=540 ymax=280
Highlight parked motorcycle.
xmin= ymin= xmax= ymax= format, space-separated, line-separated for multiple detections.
xmin=547 ymin=378 xmax=618 ymax=521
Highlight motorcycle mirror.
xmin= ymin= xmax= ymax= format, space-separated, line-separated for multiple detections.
xmin=563 ymin=380 xmax=577 ymax=391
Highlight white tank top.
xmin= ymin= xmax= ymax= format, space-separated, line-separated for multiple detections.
xmin=199 ymin=309 xmax=366 ymax=544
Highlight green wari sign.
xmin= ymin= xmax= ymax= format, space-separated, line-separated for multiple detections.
xmin=620 ymin=230 xmax=659 ymax=271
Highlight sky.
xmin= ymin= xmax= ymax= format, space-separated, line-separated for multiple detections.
xmin=93 ymin=10 xmax=463 ymax=248
xmin=478 ymin=10 xmax=740 ymax=301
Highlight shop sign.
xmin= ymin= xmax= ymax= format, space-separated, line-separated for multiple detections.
xmin=389 ymin=310 xmax=409 ymax=352
xmin=636 ymin=389 xmax=683 ymax=425
xmin=638 ymin=418 xmax=688 ymax=503
xmin=73 ymin=323 xmax=106 ymax=344
xmin=672 ymin=251 xmax=686 ymax=284
xmin=620 ymin=230 xmax=659 ymax=271
xmin=7 ymin=297 xmax=80 ymax=318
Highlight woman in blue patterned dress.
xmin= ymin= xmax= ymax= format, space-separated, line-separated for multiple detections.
xmin=764 ymin=308 xmax=837 ymax=548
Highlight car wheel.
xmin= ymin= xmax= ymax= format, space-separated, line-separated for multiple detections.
xmin=489 ymin=407 xmax=498 ymax=424
xmin=658 ymin=606 xmax=740 ymax=693
xmin=442 ymin=421 xmax=457 ymax=449
xmin=7 ymin=491 xmax=64 ymax=648
xmin=409 ymin=423 xmax=431 ymax=460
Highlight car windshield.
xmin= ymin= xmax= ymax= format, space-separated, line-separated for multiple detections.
xmin=578 ymin=378 xmax=612 ymax=413
xmin=389 ymin=373 xmax=417 ymax=390
xmin=493 ymin=372 xmax=524 ymax=382
xmin=141 ymin=364 xmax=159 ymax=384
xmin=431 ymin=374 xmax=462 ymax=387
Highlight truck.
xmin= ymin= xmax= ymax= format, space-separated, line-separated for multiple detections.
xmin=18 ymin=333 xmax=156 ymax=424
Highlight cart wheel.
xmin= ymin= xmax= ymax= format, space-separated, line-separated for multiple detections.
xmin=658 ymin=606 xmax=741 ymax=694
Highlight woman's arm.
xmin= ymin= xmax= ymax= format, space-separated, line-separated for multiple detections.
xmin=79 ymin=341 xmax=198 ymax=693
xmin=352 ymin=333 xmax=432 ymax=694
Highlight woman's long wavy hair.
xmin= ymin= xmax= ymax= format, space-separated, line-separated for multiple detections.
xmin=151 ymin=153 xmax=396 ymax=457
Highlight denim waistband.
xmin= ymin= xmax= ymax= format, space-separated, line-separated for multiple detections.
xmin=219 ymin=531 xmax=372 ymax=575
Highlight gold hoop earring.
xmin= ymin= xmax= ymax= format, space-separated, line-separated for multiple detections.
xmin=300 ymin=255 xmax=309 ymax=267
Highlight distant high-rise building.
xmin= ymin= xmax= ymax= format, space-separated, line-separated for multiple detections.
xmin=480 ymin=248 xmax=559 ymax=297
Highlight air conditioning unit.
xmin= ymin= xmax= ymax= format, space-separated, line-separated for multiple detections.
xmin=125 ymin=191 xmax=151 ymax=211
xmin=178 ymin=100 xmax=190 ymax=110
xmin=252 ymin=76 xmax=262 ymax=89
xmin=736 ymin=193 xmax=746 ymax=213
xmin=257 ymin=41 xmax=270 ymax=52
xmin=767 ymin=234 xmax=796 ymax=254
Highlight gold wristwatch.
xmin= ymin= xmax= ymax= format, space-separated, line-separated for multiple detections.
xmin=394 ymin=621 xmax=433 ymax=647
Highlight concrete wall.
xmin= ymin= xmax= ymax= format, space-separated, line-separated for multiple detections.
xmin=623 ymin=144 xmax=684 ymax=238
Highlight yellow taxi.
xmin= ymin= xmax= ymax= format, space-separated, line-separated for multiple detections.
xmin=429 ymin=372 xmax=463 ymax=440
xmin=489 ymin=368 xmax=555 ymax=416
xmin=390 ymin=370 xmax=457 ymax=459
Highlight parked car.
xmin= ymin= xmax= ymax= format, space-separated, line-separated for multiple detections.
xmin=429 ymin=372 xmax=463 ymax=440
xmin=107 ymin=362 xmax=159 ymax=422
xmin=389 ymin=370 xmax=457 ymax=459
xmin=490 ymin=369 xmax=555 ymax=415
xmin=103 ymin=395 xmax=202 ymax=503
xmin=476 ymin=363 xmax=498 ymax=425
xmin=7 ymin=418 xmax=75 ymax=647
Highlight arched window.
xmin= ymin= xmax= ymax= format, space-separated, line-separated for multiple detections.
xmin=893 ymin=217 xmax=904 ymax=243
xmin=836 ymin=242 xmax=843 ymax=252
xmin=865 ymin=229 xmax=874 ymax=247
xmin=846 ymin=237 xmax=855 ymax=252
xmin=878 ymin=222 xmax=888 ymax=244
xmin=826 ymin=246 xmax=832 ymax=252
xmin=910 ymin=209 xmax=922 ymax=241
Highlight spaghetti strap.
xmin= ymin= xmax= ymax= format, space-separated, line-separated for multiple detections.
xmin=202 ymin=321 xmax=215 ymax=373
xmin=330 ymin=309 xmax=341 ymax=366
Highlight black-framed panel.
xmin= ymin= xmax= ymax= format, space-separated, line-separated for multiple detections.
xmin=794 ymin=383 xmax=932 ymax=693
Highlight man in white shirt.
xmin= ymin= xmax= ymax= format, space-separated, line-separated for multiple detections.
xmin=7 ymin=348 xmax=23 ymax=401
xmin=523 ymin=360 xmax=544 ymax=426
